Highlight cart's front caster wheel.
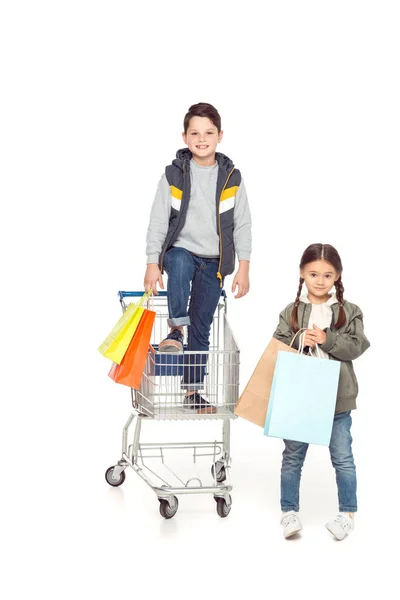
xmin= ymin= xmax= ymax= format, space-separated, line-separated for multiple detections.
xmin=105 ymin=466 xmax=126 ymax=487
xmin=159 ymin=497 xmax=179 ymax=519
xmin=211 ymin=462 xmax=226 ymax=483
xmin=215 ymin=495 xmax=232 ymax=518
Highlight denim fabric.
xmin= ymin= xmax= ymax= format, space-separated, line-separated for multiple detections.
xmin=163 ymin=247 xmax=223 ymax=389
xmin=281 ymin=411 xmax=357 ymax=513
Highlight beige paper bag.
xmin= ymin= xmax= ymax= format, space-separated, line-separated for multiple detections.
xmin=235 ymin=338 xmax=298 ymax=427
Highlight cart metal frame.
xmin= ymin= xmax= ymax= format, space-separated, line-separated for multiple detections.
xmin=105 ymin=291 xmax=240 ymax=519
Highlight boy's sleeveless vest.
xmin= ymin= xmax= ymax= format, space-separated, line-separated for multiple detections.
xmin=158 ymin=148 xmax=242 ymax=280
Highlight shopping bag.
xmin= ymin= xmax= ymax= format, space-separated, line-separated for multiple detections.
xmin=108 ymin=308 xmax=156 ymax=389
xmin=235 ymin=338 xmax=298 ymax=427
xmin=98 ymin=290 xmax=151 ymax=364
xmin=264 ymin=349 xmax=341 ymax=446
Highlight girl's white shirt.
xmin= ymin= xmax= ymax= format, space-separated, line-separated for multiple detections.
xmin=300 ymin=293 xmax=338 ymax=359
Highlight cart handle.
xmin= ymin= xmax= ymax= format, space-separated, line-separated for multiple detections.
xmin=118 ymin=290 xmax=227 ymax=300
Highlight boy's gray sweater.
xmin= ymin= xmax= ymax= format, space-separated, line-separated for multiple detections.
xmin=146 ymin=158 xmax=252 ymax=264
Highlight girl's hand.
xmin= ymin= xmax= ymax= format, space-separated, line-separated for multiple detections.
xmin=231 ymin=261 xmax=250 ymax=299
xmin=302 ymin=330 xmax=317 ymax=349
xmin=312 ymin=324 xmax=327 ymax=345
xmin=144 ymin=264 xmax=164 ymax=295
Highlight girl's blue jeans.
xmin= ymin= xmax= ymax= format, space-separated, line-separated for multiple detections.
xmin=163 ymin=247 xmax=223 ymax=391
xmin=281 ymin=410 xmax=357 ymax=513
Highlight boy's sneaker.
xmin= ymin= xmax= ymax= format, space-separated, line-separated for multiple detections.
xmin=325 ymin=513 xmax=354 ymax=540
xmin=158 ymin=329 xmax=184 ymax=353
xmin=183 ymin=392 xmax=217 ymax=414
xmin=281 ymin=511 xmax=303 ymax=538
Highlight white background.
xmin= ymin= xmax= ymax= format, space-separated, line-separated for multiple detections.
xmin=1 ymin=1 xmax=399 ymax=598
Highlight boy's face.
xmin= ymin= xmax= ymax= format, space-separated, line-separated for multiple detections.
xmin=182 ymin=116 xmax=223 ymax=164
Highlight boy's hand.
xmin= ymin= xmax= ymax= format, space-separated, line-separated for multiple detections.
xmin=231 ymin=261 xmax=250 ymax=299
xmin=144 ymin=264 xmax=164 ymax=295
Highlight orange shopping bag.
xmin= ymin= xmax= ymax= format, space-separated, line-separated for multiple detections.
xmin=108 ymin=308 xmax=156 ymax=389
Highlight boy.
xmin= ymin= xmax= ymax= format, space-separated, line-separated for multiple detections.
xmin=144 ymin=103 xmax=252 ymax=413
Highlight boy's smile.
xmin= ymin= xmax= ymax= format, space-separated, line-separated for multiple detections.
xmin=183 ymin=116 xmax=223 ymax=166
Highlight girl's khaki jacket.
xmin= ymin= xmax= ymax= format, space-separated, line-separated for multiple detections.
xmin=273 ymin=300 xmax=370 ymax=413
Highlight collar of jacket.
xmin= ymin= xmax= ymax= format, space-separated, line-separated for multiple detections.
xmin=172 ymin=148 xmax=234 ymax=176
xmin=298 ymin=300 xmax=341 ymax=331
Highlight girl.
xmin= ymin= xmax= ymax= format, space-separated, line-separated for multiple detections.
xmin=273 ymin=243 xmax=370 ymax=540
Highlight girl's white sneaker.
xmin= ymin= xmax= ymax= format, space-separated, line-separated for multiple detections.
xmin=281 ymin=511 xmax=303 ymax=538
xmin=325 ymin=513 xmax=354 ymax=540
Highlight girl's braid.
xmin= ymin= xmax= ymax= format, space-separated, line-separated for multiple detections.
xmin=290 ymin=277 xmax=305 ymax=332
xmin=334 ymin=276 xmax=346 ymax=328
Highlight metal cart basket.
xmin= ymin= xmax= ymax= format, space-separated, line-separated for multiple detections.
xmin=105 ymin=290 xmax=240 ymax=519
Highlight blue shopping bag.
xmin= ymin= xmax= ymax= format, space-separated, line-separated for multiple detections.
xmin=264 ymin=350 xmax=341 ymax=446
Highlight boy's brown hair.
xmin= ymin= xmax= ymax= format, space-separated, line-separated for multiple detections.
xmin=183 ymin=103 xmax=221 ymax=133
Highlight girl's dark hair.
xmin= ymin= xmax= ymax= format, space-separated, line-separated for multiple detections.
xmin=183 ymin=103 xmax=221 ymax=133
xmin=290 ymin=243 xmax=346 ymax=332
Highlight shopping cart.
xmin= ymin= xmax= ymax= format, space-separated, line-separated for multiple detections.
xmin=105 ymin=290 xmax=240 ymax=519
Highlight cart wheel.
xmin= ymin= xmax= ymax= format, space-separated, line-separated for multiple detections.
xmin=215 ymin=495 xmax=232 ymax=518
xmin=211 ymin=463 xmax=226 ymax=483
xmin=105 ymin=466 xmax=126 ymax=487
xmin=159 ymin=497 xmax=179 ymax=519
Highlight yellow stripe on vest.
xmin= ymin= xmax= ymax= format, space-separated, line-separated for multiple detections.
xmin=220 ymin=185 xmax=239 ymax=202
xmin=170 ymin=185 xmax=183 ymax=200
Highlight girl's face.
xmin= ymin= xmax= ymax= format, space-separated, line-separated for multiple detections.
xmin=301 ymin=259 xmax=340 ymax=300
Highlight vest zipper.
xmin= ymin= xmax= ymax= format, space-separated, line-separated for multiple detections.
xmin=159 ymin=246 xmax=166 ymax=274
xmin=216 ymin=166 xmax=235 ymax=287
xmin=159 ymin=161 xmax=185 ymax=273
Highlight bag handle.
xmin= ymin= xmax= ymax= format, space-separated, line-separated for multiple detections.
xmin=139 ymin=289 xmax=153 ymax=307
xmin=290 ymin=327 xmax=324 ymax=357
xmin=289 ymin=328 xmax=308 ymax=348
xmin=119 ymin=289 xmax=152 ymax=310
xmin=310 ymin=342 xmax=324 ymax=358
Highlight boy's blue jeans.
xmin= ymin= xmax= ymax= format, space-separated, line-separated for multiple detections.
xmin=281 ymin=411 xmax=357 ymax=513
xmin=163 ymin=247 xmax=223 ymax=390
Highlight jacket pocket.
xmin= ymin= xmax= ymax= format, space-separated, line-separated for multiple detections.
xmin=336 ymin=360 xmax=358 ymax=400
